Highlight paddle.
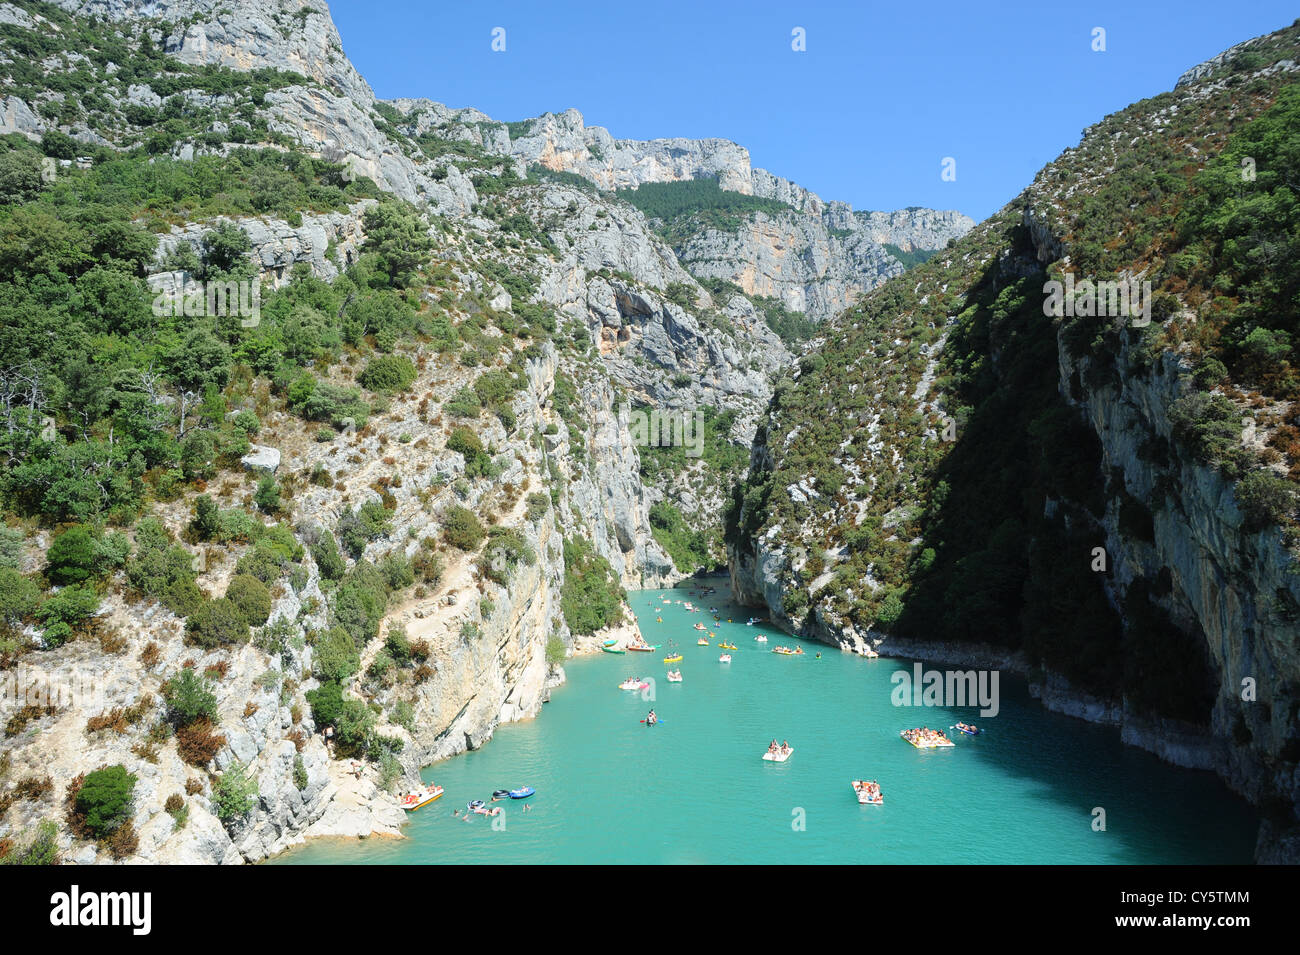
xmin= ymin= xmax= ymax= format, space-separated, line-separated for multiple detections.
xmin=639 ymin=719 xmax=665 ymax=724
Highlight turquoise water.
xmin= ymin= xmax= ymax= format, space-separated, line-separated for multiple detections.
xmin=277 ymin=583 xmax=1257 ymax=864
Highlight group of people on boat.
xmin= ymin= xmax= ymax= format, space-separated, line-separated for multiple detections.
xmin=666 ymin=669 xmax=682 ymax=682
xmin=852 ymin=779 xmax=882 ymax=803
xmin=767 ymin=739 xmax=792 ymax=757
xmin=955 ymin=721 xmax=980 ymax=735
xmin=902 ymin=726 xmax=952 ymax=746
xmin=772 ymin=645 xmax=804 ymax=655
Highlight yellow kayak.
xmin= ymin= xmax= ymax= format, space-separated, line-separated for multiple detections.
xmin=664 ymin=654 xmax=683 ymax=663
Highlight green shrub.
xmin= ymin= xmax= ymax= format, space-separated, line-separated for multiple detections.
xmin=45 ymin=525 xmax=101 ymax=585
xmin=253 ymin=475 xmax=280 ymax=513
xmin=312 ymin=627 xmax=360 ymax=683
xmin=1236 ymin=470 xmax=1296 ymax=532
xmin=213 ymin=762 xmax=259 ymax=824
xmin=876 ymin=592 xmax=904 ymax=627
xmin=1192 ymin=356 xmax=1228 ymax=389
xmin=232 ymin=410 xmax=261 ymax=436
xmin=472 ymin=369 xmax=521 ymax=407
xmin=447 ymin=425 xmax=492 ymax=478
xmin=484 ymin=527 xmax=535 ymax=584
xmin=126 ymin=517 xmax=202 ymax=616
xmin=1168 ymin=392 xmax=1248 ymax=472
xmin=185 ymin=597 xmax=250 ymax=648
xmin=180 ymin=431 xmax=216 ymax=481
xmin=310 ymin=528 xmax=346 ymax=580
xmin=306 ymin=680 xmax=343 ymax=727
xmin=36 ymin=584 xmax=100 ymax=646
xmin=332 ymin=561 xmax=389 ymax=647
xmin=384 ymin=626 xmax=411 ymax=664
xmin=75 ymin=765 xmax=136 ymax=837
xmin=546 ymin=635 xmax=566 ymax=666
xmin=367 ymin=649 xmax=394 ymax=680
xmin=379 ymin=553 xmax=414 ymax=591
xmin=648 ymin=501 xmax=713 ymax=572
xmin=389 ymin=699 xmax=415 ymax=733
xmin=441 ymin=505 xmax=485 ymax=551
xmin=162 ymin=668 xmax=219 ymax=728
xmin=359 ymin=354 xmax=417 ymax=392
xmin=0 ymin=820 xmax=60 ymax=865
xmin=189 ymin=494 xmax=222 ymax=541
xmin=338 ymin=500 xmax=392 ymax=559
xmin=225 ymin=574 xmax=272 ymax=627
xmin=0 ymin=567 xmax=39 ymax=626
xmin=0 ymin=527 xmax=24 ymax=569
xmin=334 ymin=698 xmax=375 ymax=756
xmin=443 ymin=387 xmax=481 ymax=419
xmin=234 ymin=524 xmax=304 ymax=584
xmin=525 ymin=492 xmax=550 ymax=522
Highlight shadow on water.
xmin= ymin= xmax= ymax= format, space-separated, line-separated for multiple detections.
xmin=876 ymin=657 xmax=1258 ymax=863
xmin=650 ymin=580 xmax=1256 ymax=863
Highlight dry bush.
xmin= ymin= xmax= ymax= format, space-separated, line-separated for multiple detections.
xmin=176 ymin=719 xmax=226 ymax=767
xmin=5 ymin=704 xmax=57 ymax=738
xmin=86 ymin=709 xmax=128 ymax=734
xmin=105 ymin=821 xmax=139 ymax=860
xmin=0 ymin=775 xmax=52 ymax=815
xmin=204 ymin=660 xmax=229 ymax=680
xmin=99 ymin=628 xmax=127 ymax=654
xmin=140 ymin=642 xmax=161 ymax=668
xmin=64 ymin=773 xmax=89 ymax=839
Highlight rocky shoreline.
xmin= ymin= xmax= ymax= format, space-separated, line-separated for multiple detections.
xmin=258 ymin=616 xmax=650 ymax=862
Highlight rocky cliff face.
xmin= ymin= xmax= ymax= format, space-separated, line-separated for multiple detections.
xmin=727 ymin=22 xmax=1300 ymax=861
xmin=55 ymin=0 xmax=373 ymax=101
xmin=673 ymin=212 xmax=905 ymax=323
xmin=1058 ymin=331 xmax=1300 ymax=813
xmin=413 ymin=104 xmax=975 ymax=323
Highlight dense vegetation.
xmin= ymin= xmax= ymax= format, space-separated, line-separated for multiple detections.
xmin=617 ymin=177 xmax=792 ymax=245
xmin=0 ymin=1 xmax=582 ymax=809
xmin=1 ymin=0 xmax=313 ymax=150
xmin=559 ymin=536 xmax=625 ymax=635
xmin=882 ymin=243 xmax=937 ymax=270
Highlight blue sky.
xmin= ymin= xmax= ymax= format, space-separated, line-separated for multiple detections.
xmin=328 ymin=1 xmax=1298 ymax=222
